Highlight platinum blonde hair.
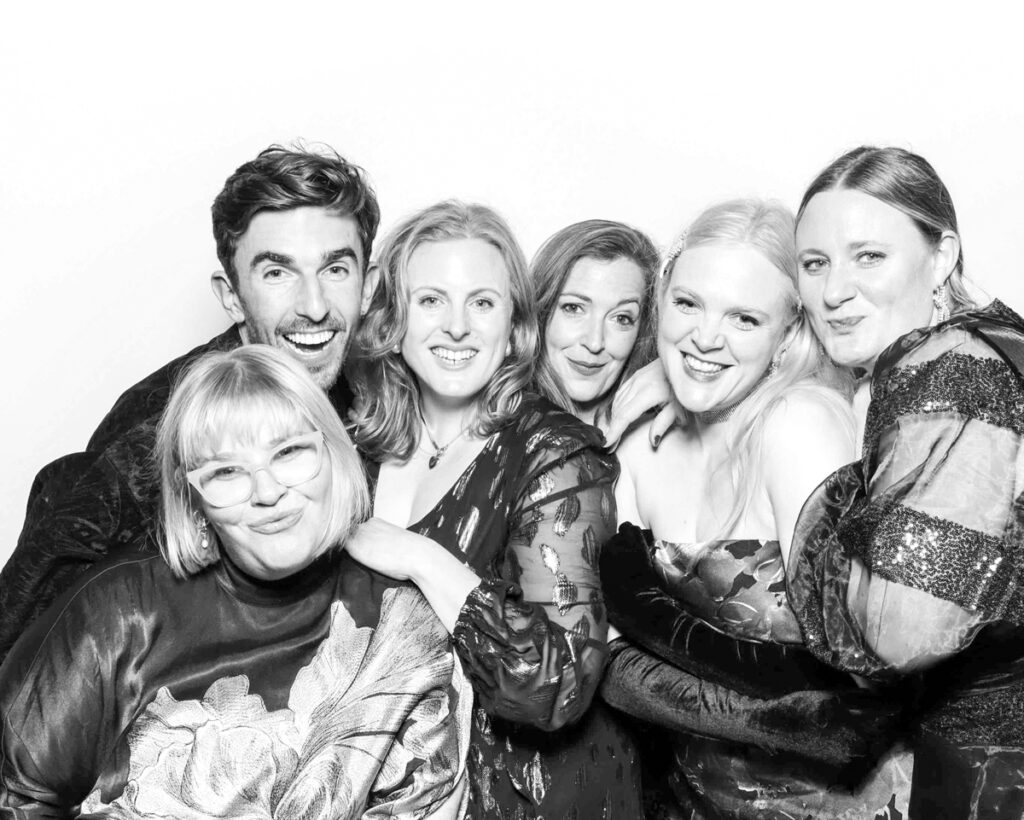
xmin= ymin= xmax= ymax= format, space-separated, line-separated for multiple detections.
xmin=157 ymin=345 xmax=369 ymax=578
xmin=351 ymin=200 xmax=538 ymax=461
xmin=661 ymin=199 xmax=853 ymax=540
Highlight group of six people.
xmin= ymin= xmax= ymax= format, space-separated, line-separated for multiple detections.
xmin=0 ymin=142 xmax=1021 ymax=819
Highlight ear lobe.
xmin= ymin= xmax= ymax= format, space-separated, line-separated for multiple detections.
xmin=210 ymin=271 xmax=246 ymax=325
xmin=933 ymin=231 xmax=961 ymax=289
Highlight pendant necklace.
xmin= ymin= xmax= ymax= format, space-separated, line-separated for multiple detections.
xmin=419 ymin=409 xmax=474 ymax=469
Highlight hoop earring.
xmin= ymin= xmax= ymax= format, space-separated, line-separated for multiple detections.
xmin=932 ymin=283 xmax=950 ymax=324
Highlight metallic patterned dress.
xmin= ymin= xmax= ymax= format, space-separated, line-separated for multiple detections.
xmin=0 ymin=550 xmax=471 ymax=817
xmin=600 ymin=524 xmax=911 ymax=819
xmin=788 ymin=300 xmax=1024 ymax=819
xmin=366 ymin=395 xmax=643 ymax=820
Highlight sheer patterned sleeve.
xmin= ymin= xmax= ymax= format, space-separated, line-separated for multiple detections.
xmin=452 ymin=426 xmax=617 ymax=730
xmin=789 ymin=323 xmax=1024 ymax=679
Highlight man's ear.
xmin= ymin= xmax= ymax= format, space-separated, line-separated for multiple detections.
xmin=211 ymin=270 xmax=247 ymax=325
xmin=360 ymin=263 xmax=380 ymax=317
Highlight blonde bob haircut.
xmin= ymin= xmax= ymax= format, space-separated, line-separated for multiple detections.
xmin=157 ymin=345 xmax=370 ymax=578
xmin=351 ymin=200 xmax=538 ymax=461
xmin=661 ymin=199 xmax=853 ymax=540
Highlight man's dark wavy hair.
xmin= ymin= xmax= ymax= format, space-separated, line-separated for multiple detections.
xmin=212 ymin=143 xmax=380 ymax=284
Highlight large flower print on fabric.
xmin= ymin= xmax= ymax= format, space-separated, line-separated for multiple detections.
xmin=81 ymin=588 xmax=470 ymax=819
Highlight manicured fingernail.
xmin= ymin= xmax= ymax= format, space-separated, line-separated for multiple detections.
xmin=652 ymin=435 xmax=661 ymax=447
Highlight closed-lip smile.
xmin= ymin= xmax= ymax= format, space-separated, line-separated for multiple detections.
xmin=250 ymin=509 xmax=303 ymax=534
xmin=566 ymin=357 xmax=606 ymax=375
xmin=826 ymin=316 xmax=864 ymax=333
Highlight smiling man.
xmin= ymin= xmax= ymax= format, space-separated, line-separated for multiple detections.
xmin=0 ymin=145 xmax=380 ymax=662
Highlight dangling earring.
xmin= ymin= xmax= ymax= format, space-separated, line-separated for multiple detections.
xmin=768 ymin=348 xmax=784 ymax=377
xmin=195 ymin=514 xmax=211 ymax=550
xmin=932 ymin=283 xmax=950 ymax=324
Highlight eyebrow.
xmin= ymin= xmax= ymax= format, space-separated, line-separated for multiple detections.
xmin=250 ymin=251 xmax=294 ymax=270
xmin=322 ymin=247 xmax=360 ymax=267
xmin=249 ymin=247 xmax=360 ymax=271
xmin=560 ymin=291 xmax=641 ymax=308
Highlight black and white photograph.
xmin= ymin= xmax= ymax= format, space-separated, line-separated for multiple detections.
xmin=1 ymin=2 xmax=1023 ymax=817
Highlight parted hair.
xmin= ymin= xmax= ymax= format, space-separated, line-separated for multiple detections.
xmin=212 ymin=143 xmax=380 ymax=284
xmin=531 ymin=219 xmax=660 ymax=424
xmin=797 ymin=145 xmax=975 ymax=313
xmin=351 ymin=200 xmax=538 ymax=461
xmin=662 ymin=199 xmax=853 ymax=540
xmin=157 ymin=345 xmax=370 ymax=578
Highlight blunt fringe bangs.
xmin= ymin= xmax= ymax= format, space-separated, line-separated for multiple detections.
xmin=531 ymin=220 xmax=660 ymax=423
xmin=212 ymin=143 xmax=381 ymax=284
xmin=157 ymin=345 xmax=369 ymax=578
xmin=351 ymin=200 xmax=538 ymax=461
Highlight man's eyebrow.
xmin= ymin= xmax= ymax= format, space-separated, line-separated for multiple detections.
xmin=250 ymin=251 xmax=294 ymax=270
xmin=322 ymin=247 xmax=360 ymax=267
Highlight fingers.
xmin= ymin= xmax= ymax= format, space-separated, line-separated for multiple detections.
xmin=648 ymin=403 xmax=677 ymax=448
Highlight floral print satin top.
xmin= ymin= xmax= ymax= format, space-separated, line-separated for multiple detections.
xmin=366 ymin=395 xmax=643 ymax=820
xmin=0 ymin=549 xmax=471 ymax=819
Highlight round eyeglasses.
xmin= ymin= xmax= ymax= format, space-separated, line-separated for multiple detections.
xmin=186 ymin=430 xmax=326 ymax=508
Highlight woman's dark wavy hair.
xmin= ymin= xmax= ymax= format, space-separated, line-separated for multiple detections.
xmin=531 ymin=220 xmax=660 ymax=424
xmin=212 ymin=143 xmax=380 ymax=283
xmin=351 ymin=200 xmax=538 ymax=461
xmin=797 ymin=146 xmax=975 ymax=313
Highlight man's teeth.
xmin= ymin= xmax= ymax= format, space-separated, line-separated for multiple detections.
xmin=684 ymin=354 xmax=724 ymax=373
xmin=432 ymin=348 xmax=476 ymax=362
xmin=285 ymin=331 xmax=335 ymax=346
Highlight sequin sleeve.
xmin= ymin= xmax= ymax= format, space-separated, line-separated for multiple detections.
xmin=452 ymin=430 xmax=617 ymax=731
xmin=788 ymin=322 xmax=1024 ymax=678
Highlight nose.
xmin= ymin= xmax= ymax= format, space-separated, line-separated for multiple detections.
xmin=821 ymin=262 xmax=857 ymax=309
xmin=297 ymin=276 xmax=329 ymax=323
xmin=443 ymin=304 xmax=469 ymax=340
xmin=251 ymin=466 xmax=287 ymax=506
xmin=581 ymin=316 xmax=606 ymax=354
xmin=691 ymin=315 xmax=724 ymax=351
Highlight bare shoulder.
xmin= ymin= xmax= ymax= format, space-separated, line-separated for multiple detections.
xmin=763 ymin=385 xmax=854 ymax=454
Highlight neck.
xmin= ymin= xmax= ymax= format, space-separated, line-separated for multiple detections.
xmin=418 ymin=397 xmax=479 ymax=444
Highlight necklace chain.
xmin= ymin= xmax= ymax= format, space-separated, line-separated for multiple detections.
xmin=419 ymin=409 xmax=474 ymax=469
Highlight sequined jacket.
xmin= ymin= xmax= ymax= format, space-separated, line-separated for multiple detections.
xmin=0 ymin=327 xmax=353 ymax=664
xmin=788 ymin=300 xmax=1024 ymax=819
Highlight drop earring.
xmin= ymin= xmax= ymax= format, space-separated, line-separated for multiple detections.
xmin=196 ymin=515 xmax=210 ymax=550
xmin=932 ymin=283 xmax=950 ymax=324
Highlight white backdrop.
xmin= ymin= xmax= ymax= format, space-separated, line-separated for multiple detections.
xmin=3 ymin=2 xmax=1022 ymax=563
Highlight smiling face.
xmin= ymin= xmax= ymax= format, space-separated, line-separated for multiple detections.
xmin=401 ymin=238 xmax=514 ymax=412
xmin=659 ymin=244 xmax=794 ymax=416
xmin=213 ymin=206 xmax=373 ymax=390
xmin=544 ymin=256 xmax=646 ymax=416
xmin=198 ymin=421 xmax=333 ymax=580
xmin=797 ymin=189 xmax=944 ymax=372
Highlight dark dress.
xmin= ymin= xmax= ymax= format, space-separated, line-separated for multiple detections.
xmin=600 ymin=524 xmax=910 ymax=819
xmin=366 ymin=395 xmax=642 ymax=820
xmin=0 ymin=549 xmax=469 ymax=818
xmin=788 ymin=301 xmax=1024 ymax=819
